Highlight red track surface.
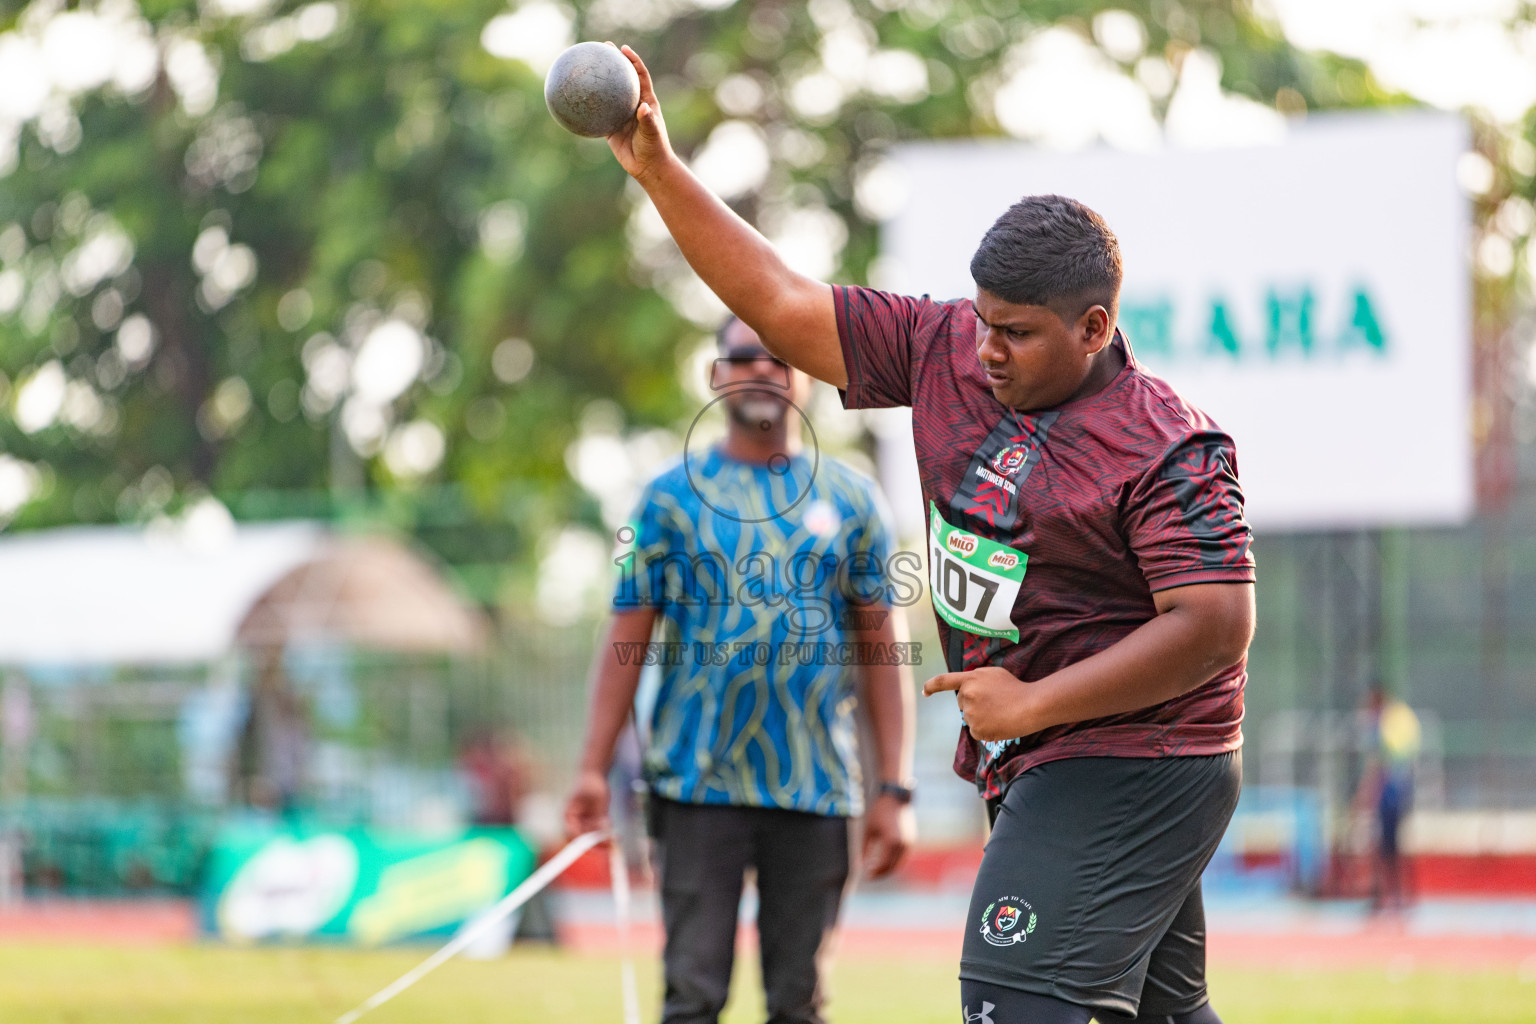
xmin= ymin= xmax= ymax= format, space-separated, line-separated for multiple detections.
xmin=4 ymin=900 xmax=1534 ymax=971
xmin=0 ymin=900 xmax=196 ymax=943
xmin=559 ymin=847 xmax=1536 ymax=898
xmin=559 ymin=920 xmax=1536 ymax=968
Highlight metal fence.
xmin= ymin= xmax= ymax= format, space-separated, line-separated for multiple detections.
xmin=0 ymin=625 xmax=599 ymax=895
xmin=1244 ymin=523 xmax=1536 ymax=813
xmin=4 ymin=509 xmax=1536 ymax=896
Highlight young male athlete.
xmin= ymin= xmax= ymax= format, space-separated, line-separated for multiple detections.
xmin=566 ymin=318 xmax=917 ymax=1024
xmin=598 ymin=45 xmax=1256 ymax=1024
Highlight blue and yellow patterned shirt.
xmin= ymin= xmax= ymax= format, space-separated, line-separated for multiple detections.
xmin=613 ymin=446 xmax=901 ymax=817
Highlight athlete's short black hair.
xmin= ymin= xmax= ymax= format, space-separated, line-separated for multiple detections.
xmin=969 ymin=195 xmax=1122 ymax=323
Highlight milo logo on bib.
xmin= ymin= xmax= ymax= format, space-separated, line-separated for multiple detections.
xmin=946 ymin=532 xmax=977 ymax=557
xmin=928 ymin=502 xmax=1027 ymax=642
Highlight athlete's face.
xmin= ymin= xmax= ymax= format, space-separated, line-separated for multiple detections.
xmin=973 ymin=290 xmax=1112 ymax=411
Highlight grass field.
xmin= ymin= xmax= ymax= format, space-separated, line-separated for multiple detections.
xmin=0 ymin=943 xmax=1532 ymax=1023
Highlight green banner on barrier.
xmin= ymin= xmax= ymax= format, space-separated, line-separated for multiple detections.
xmin=201 ymin=823 xmax=538 ymax=945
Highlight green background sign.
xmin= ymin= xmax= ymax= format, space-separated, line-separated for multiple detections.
xmin=201 ymin=823 xmax=537 ymax=945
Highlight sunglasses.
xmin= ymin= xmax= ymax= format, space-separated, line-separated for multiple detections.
xmin=709 ymin=352 xmax=790 ymax=391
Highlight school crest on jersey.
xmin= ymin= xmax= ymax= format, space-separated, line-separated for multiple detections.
xmin=990 ymin=443 xmax=1031 ymax=478
xmin=953 ymin=411 xmax=1058 ymax=532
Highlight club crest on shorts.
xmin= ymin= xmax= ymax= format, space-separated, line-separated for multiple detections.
xmin=979 ymin=896 xmax=1037 ymax=947
xmin=990 ymin=443 xmax=1032 ymax=478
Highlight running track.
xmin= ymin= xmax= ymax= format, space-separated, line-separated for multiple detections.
xmin=5 ymin=894 xmax=1535 ymax=971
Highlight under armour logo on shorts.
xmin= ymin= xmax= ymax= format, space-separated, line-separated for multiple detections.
xmin=963 ymin=1002 xmax=995 ymax=1024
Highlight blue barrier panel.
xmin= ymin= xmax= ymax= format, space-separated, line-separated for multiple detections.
xmin=1203 ymin=785 xmax=1325 ymax=896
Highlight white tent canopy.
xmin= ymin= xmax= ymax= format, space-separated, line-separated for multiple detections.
xmin=0 ymin=521 xmax=486 ymax=666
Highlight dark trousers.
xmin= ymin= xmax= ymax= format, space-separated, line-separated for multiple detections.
xmin=648 ymin=796 xmax=851 ymax=1024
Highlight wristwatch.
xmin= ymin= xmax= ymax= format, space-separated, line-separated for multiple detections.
xmin=878 ymin=780 xmax=916 ymax=804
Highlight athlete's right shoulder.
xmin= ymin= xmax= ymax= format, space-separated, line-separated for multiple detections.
xmin=847 ymin=284 xmax=971 ymax=312
xmin=836 ymin=285 xmax=971 ymax=330
xmin=836 ymin=287 xmax=975 ymax=411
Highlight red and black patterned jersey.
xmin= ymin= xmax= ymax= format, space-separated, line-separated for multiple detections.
xmin=834 ymin=285 xmax=1256 ymax=797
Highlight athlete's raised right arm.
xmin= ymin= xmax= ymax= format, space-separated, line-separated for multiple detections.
xmin=607 ymin=45 xmax=845 ymax=388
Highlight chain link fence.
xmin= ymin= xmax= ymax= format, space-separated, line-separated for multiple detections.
xmin=4 ymin=510 xmax=1536 ymax=897
xmin=0 ymin=623 xmax=598 ymax=896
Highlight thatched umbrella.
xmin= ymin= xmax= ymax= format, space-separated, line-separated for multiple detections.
xmin=235 ymin=534 xmax=488 ymax=655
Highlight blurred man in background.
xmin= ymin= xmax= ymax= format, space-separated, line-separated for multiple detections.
xmin=1357 ymin=683 xmax=1421 ymax=914
xmin=232 ymin=649 xmax=310 ymax=820
xmin=459 ymin=727 xmax=531 ymax=828
xmin=565 ymin=318 xmax=916 ymax=1024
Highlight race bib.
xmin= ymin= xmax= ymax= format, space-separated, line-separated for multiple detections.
xmin=928 ymin=502 xmax=1026 ymax=642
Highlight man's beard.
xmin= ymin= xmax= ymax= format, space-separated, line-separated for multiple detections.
xmin=726 ymin=394 xmax=788 ymax=430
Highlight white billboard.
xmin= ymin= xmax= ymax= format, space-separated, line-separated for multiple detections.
xmin=878 ymin=112 xmax=1472 ymax=531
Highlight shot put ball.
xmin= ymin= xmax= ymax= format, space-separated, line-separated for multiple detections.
xmin=544 ymin=42 xmax=641 ymax=138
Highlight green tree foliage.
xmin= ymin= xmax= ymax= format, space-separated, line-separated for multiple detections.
xmin=0 ymin=0 xmax=1472 ymax=605
xmin=0 ymin=0 xmax=673 ymax=567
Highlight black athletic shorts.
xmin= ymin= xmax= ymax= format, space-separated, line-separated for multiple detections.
xmin=960 ymin=752 xmax=1241 ymax=1021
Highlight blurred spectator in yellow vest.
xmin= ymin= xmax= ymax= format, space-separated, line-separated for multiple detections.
xmin=1357 ymin=682 xmax=1421 ymax=913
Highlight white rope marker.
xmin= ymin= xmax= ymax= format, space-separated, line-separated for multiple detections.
xmin=609 ymin=837 xmax=642 ymax=1024
xmin=333 ymin=829 xmax=608 ymax=1024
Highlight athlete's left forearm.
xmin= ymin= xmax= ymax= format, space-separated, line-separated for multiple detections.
xmin=1021 ymin=581 xmax=1254 ymax=734
xmin=923 ymin=582 xmax=1253 ymax=741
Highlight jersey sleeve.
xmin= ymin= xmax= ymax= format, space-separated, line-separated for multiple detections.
xmin=1124 ymin=432 xmax=1256 ymax=591
xmin=833 ymin=285 xmax=945 ymax=410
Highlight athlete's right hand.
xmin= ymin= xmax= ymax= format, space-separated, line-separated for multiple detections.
xmin=564 ymin=768 xmax=611 ymax=840
xmin=606 ymin=45 xmax=674 ymax=184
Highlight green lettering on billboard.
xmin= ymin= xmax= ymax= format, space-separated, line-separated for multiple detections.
xmin=1124 ymin=285 xmax=1390 ymax=365
xmin=1206 ymin=298 xmax=1241 ymax=358
xmin=1266 ymin=287 xmax=1315 ymax=356
xmin=1338 ymin=286 xmax=1388 ymax=353
xmin=1120 ymin=298 xmax=1174 ymax=359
